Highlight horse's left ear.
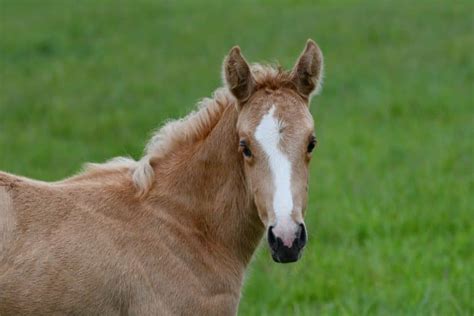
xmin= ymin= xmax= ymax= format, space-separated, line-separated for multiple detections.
xmin=290 ymin=39 xmax=324 ymax=99
xmin=223 ymin=46 xmax=256 ymax=105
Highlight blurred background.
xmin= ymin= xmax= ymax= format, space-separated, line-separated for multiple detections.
xmin=0 ymin=0 xmax=472 ymax=315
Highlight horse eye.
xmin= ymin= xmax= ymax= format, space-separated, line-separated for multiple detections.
xmin=307 ymin=137 xmax=317 ymax=153
xmin=240 ymin=140 xmax=252 ymax=158
xmin=243 ymin=147 xmax=252 ymax=158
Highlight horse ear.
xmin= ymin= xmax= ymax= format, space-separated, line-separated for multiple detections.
xmin=290 ymin=39 xmax=324 ymax=99
xmin=223 ymin=46 xmax=256 ymax=104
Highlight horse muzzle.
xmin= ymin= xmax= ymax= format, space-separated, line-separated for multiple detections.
xmin=267 ymin=223 xmax=307 ymax=263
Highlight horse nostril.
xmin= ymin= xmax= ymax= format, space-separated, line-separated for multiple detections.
xmin=267 ymin=226 xmax=277 ymax=248
xmin=297 ymin=224 xmax=307 ymax=247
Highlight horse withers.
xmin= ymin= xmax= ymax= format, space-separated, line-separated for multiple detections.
xmin=0 ymin=40 xmax=324 ymax=315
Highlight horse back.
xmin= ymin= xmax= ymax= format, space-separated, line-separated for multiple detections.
xmin=0 ymin=171 xmax=17 ymax=253
xmin=0 ymin=170 xmax=136 ymax=314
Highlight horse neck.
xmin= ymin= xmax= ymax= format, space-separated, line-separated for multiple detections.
xmin=152 ymin=104 xmax=264 ymax=268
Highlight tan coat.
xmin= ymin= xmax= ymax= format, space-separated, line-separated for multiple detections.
xmin=0 ymin=40 xmax=323 ymax=315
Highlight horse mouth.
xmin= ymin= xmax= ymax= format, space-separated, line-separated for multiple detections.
xmin=270 ymin=248 xmax=304 ymax=263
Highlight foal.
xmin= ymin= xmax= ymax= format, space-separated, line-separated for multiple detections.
xmin=0 ymin=40 xmax=323 ymax=315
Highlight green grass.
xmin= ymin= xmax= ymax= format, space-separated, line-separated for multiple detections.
xmin=1 ymin=0 xmax=472 ymax=314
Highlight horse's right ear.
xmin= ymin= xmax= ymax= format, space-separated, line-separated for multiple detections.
xmin=223 ymin=46 xmax=256 ymax=104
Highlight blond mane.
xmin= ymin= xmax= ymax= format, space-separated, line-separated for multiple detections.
xmin=80 ymin=63 xmax=292 ymax=195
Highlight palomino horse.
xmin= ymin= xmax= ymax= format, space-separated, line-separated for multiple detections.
xmin=0 ymin=40 xmax=323 ymax=315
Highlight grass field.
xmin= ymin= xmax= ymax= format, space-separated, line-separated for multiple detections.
xmin=1 ymin=0 xmax=473 ymax=314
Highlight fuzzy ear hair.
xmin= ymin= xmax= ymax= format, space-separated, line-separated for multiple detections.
xmin=223 ymin=46 xmax=256 ymax=104
xmin=290 ymin=39 xmax=324 ymax=99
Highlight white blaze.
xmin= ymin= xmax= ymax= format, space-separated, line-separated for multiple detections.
xmin=255 ymin=106 xmax=293 ymax=225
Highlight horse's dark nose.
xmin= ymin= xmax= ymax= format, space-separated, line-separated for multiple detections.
xmin=268 ymin=223 xmax=307 ymax=263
